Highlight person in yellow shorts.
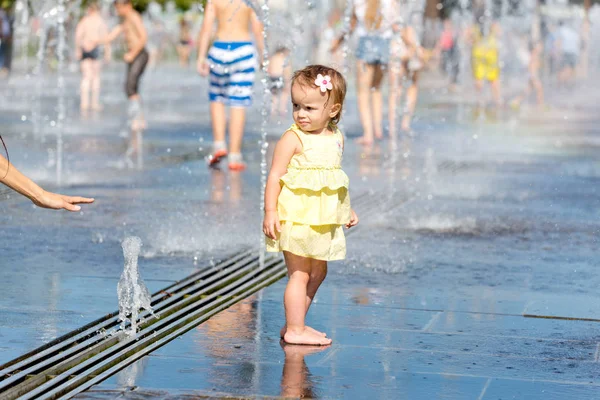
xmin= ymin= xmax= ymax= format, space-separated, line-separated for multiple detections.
xmin=469 ymin=22 xmax=502 ymax=107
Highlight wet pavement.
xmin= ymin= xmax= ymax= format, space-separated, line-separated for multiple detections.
xmin=2 ymin=65 xmax=600 ymax=399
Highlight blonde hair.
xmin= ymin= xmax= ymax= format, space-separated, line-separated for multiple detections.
xmin=291 ymin=65 xmax=347 ymax=126
xmin=365 ymin=0 xmax=382 ymax=30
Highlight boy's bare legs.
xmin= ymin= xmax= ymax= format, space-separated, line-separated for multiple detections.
xmin=372 ymin=65 xmax=385 ymax=139
xmin=281 ymin=258 xmax=328 ymax=338
xmin=228 ymin=107 xmax=246 ymax=168
xmin=129 ymin=94 xmax=146 ymax=131
xmin=282 ymin=252 xmax=332 ymax=345
xmin=402 ymin=71 xmax=420 ymax=131
xmin=278 ymin=90 xmax=288 ymax=116
xmin=91 ymin=60 xmax=102 ymax=110
xmin=210 ymin=102 xmax=227 ymax=144
xmin=356 ymin=61 xmax=375 ymax=145
xmin=80 ymin=60 xmax=92 ymax=110
xmin=209 ymin=102 xmax=227 ymax=163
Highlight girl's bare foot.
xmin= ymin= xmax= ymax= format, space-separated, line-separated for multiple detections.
xmin=284 ymin=328 xmax=332 ymax=346
xmin=280 ymin=325 xmax=326 ymax=338
xmin=354 ymin=136 xmax=373 ymax=145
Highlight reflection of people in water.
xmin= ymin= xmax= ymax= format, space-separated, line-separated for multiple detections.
xmin=209 ymin=169 xmax=243 ymax=205
xmin=199 ymin=298 xmax=257 ymax=360
xmin=280 ymin=341 xmax=328 ymax=398
xmin=124 ymin=130 xmax=143 ymax=169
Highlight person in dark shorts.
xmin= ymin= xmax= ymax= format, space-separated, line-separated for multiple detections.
xmin=103 ymin=0 xmax=148 ymax=132
xmin=75 ymin=2 xmax=109 ymax=111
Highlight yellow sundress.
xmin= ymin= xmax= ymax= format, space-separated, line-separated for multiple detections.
xmin=472 ymin=27 xmax=500 ymax=82
xmin=266 ymin=124 xmax=352 ymax=261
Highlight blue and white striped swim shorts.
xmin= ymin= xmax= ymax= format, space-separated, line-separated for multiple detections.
xmin=208 ymin=41 xmax=258 ymax=108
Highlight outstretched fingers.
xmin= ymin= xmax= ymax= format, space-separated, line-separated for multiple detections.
xmin=63 ymin=195 xmax=95 ymax=205
xmin=60 ymin=195 xmax=95 ymax=212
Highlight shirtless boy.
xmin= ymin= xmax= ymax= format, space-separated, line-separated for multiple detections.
xmin=75 ymin=2 xmax=109 ymax=111
xmin=103 ymin=0 xmax=148 ymax=132
xmin=196 ymin=0 xmax=264 ymax=171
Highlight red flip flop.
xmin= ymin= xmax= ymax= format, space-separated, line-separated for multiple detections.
xmin=208 ymin=149 xmax=228 ymax=166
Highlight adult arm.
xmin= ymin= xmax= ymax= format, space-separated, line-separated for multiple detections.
xmin=263 ymin=131 xmax=301 ymax=239
xmin=196 ymin=1 xmax=216 ymax=75
xmin=0 ymin=154 xmax=94 ymax=211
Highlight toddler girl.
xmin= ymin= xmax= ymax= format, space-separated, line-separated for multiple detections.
xmin=263 ymin=65 xmax=359 ymax=345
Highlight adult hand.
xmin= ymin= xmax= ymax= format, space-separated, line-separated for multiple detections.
xmin=263 ymin=210 xmax=281 ymax=240
xmin=33 ymin=190 xmax=95 ymax=212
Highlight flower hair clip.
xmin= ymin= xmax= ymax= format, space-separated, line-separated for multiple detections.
xmin=315 ymin=74 xmax=333 ymax=93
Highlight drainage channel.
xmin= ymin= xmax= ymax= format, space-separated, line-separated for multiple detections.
xmin=0 ymin=190 xmax=411 ymax=399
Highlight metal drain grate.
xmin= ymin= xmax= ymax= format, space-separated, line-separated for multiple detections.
xmin=0 ymin=190 xmax=411 ymax=399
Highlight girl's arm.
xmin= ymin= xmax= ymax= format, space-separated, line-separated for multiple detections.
xmin=250 ymin=11 xmax=264 ymax=66
xmin=263 ymin=131 xmax=301 ymax=239
xmin=0 ymin=154 xmax=94 ymax=211
xmin=196 ymin=1 xmax=216 ymax=75
xmin=338 ymin=134 xmax=359 ymax=229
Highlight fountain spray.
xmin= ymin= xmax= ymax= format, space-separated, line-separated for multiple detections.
xmin=118 ymin=237 xmax=154 ymax=336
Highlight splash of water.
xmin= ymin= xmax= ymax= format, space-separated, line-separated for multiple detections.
xmin=259 ymin=0 xmax=271 ymax=269
xmin=118 ymin=236 xmax=153 ymax=336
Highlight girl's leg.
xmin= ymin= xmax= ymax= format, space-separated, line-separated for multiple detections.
xmin=475 ymin=79 xmax=484 ymax=108
xmin=388 ymin=62 xmax=404 ymax=141
xmin=356 ymin=61 xmax=375 ymax=145
xmin=490 ymin=79 xmax=503 ymax=108
xmin=283 ymin=252 xmax=332 ymax=345
xmin=90 ymin=60 xmax=102 ymax=110
xmin=280 ymin=259 xmax=328 ymax=338
xmin=80 ymin=59 xmax=92 ymax=110
xmin=402 ymin=70 xmax=420 ymax=131
xmin=371 ymin=64 xmax=385 ymax=139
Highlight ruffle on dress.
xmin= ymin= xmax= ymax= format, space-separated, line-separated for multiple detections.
xmin=280 ymin=166 xmax=350 ymax=191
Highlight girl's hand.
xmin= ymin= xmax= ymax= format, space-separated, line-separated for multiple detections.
xmin=33 ymin=190 xmax=94 ymax=212
xmin=263 ymin=210 xmax=281 ymax=240
xmin=346 ymin=209 xmax=359 ymax=229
